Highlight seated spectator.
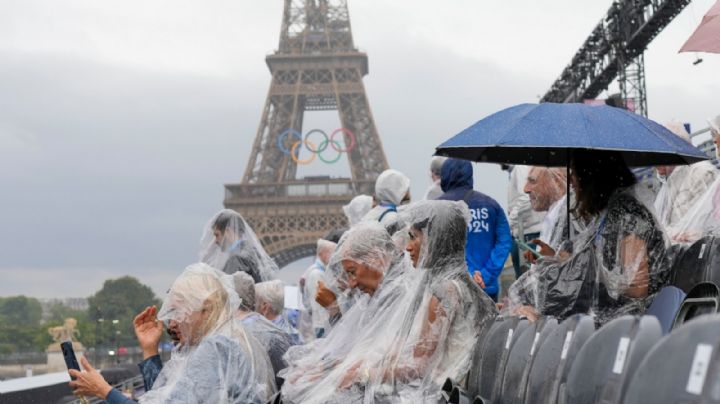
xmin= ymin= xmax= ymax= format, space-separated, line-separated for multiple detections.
xmin=280 ymin=222 xmax=412 ymax=403
xmin=299 ymin=239 xmax=337 ymax=338
xmin=69 ymin=264 xmax=275 ymax=403
xmin=233 ymin=272 xmax=293 ymax=389
xmin=199 ymin=209 xmax=278 ymax=282
xmin=255 ymin=280 xmax=303 ymax=345
xmin=506 ymin=151 xmax=670 ymax=326
xmin=654 ymin=122 xmax=718 ymax=243
xmin=361 ymin=169 xmax=411 ymax=235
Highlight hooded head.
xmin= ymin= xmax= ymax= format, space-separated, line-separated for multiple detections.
xmin=401 ymin=200 xmax=470 ymax=272
xmin=342 ymin=194 xmax=373 ymax=226
xmin=440 ymin=158 xmax=473 ymax=192
xmin=328 ymin=221 xmax=398 ymax=296
xmin=199 ymin=209 xmax=278 ymax=281
xmin=158 ymin=263 xmax=239 ymax=347
xmin=374 ymin=169 xmax=411 ymax=206
xmin=657 ymin=122 xmax=692 ymax=178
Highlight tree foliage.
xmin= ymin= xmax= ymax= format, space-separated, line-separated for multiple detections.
xmin=87 ymin=276 xmax=161 ymax=347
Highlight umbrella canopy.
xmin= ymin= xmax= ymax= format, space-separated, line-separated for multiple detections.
xmin=680 ymin=0 xmax=720 ymax=54
xmin=435 ymin=103 xmax=708 ymax=167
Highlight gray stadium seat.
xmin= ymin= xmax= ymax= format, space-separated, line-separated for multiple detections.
xmin=622 ymin=314 xmax=720 ymax=403
xmin=525 ymin=314 xmax=595 ymax=404
xmin=498 ymin=317 xmax=558 ymax=404
xmin=477 ymin=317 xmax=529 ymax=403
xmin=564 ymin=315 xmax=662 ymax=404
xmin=672 ymin=282 xmax=720 ymax=330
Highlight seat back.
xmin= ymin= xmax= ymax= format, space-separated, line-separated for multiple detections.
xmin=498 ymin=317 xmax=558 ymax=404
xmin=622 ymin=314 xmax=720 ymax=403
xmin=672 ymin=236 xmax=720 ymax=293
xmin=525 ymin=314 xmax=595 ymax=404
xmin=478 ymin=317 xmax=528 ymax=402
xmin=564 ymin=315 xmax=662 ymax=404
xmin=645 ymin=286 xmax=686 ymax=335
xmin=672 ymin=283 xmax=720 ymax=330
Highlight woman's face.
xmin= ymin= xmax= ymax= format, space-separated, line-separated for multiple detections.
xmin=341 ymin=259 xmax=383 ymax=295
xmin=166 ymin=300 xmax=214 ymax=346
xmin=405 ymin=227 xmax=424 ymax=267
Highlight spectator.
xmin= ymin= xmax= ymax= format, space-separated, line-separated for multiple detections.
xmin=522 ymin=166 xmax=569 ymax=261
xmin=299 ymin=239 xmax=337 ymax=338
xmin=438 ymin=158 xmax=513 ymax=301
xmin=342 ymin=194 xmax=373 ymax=227
xmin=507 ymin=165 xmax=545 ymax=278
xmin=654 ymin=122 xmax=718 ymax=243
xmin=423 ymin=156 xmax=447 ymax=200
xmin=69 ymin=264 xmax=275 ymax=403
xmin=255 ymin=280 xmax=302 ymax=345
xmin=233 ymin=272 xmax=294 ymax=389
xmin=361 ymin=169 xmax=411 ymax=235
xmin=199 ymin=209 xmax=278 ymax=282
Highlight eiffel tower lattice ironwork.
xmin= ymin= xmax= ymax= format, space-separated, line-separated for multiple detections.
xmin=224 ymin=0 xmax=389 ymax=268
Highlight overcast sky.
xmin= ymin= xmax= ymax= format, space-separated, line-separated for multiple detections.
xmin=1 ymin=0 xmax=717 ymax=299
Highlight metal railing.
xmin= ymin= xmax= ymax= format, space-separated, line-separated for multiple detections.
xmin=225 ymin=179 xmax=374 ymax=201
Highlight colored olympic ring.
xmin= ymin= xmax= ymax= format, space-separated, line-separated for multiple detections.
xmin=304 ymin=129 xmax=329 ymax=153
xmin=317 ymin=140 xmax=343 ymax=164
xmin=277 ymin=129 xmax=302 ymax=155
xmin=291 ymin=139 xmax=317 ymax=165
xmin=277 ymin=128 xmax=357 ymax=164
xmin=329 ymin=128 xmax=356 ymax=153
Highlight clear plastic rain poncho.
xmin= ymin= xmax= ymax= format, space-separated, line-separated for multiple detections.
xmin=343 ymin=195 xmax=374 ymax=227
xmin=279 ymin=221 xmax=413 ymax=403
xmin=232 ymin=272 xmax=294 ymax=389
xmin=506 ymin=184 xmax=670 ymax=327
xmin=653 ymin=122 xmax=719 ymax=243
xmin=141 ymin=263 xmax=275 ymax=403
xmin=361 ymin=169 xmax=411 ymax=234
xmin=199 ymin=209 xmax=278 ymax=282
xmin=284 ymin=201 xmax=497 ymax=403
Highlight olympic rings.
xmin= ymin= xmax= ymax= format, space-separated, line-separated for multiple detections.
xmin=290 ymin=139 xmax=317 ymax=165
xmin=277 ymin=128 xmax=356 ymax=165
xmin=317 ymin=140 xmax=343 ymax=164
xmin=304 ymin=129 xmax=329 ymax=153
xmin=330 ymin=128 xmax=356 ymax=153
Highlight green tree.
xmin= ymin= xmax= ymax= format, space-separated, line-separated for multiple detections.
xmin=87 ymin=276 xmax=160 ymax=348
xmin=0 ymin=296 xmax=43 ymax=327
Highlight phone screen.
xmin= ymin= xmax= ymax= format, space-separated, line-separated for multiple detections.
xmin=61 ymin=341 xmax=81 ymax=378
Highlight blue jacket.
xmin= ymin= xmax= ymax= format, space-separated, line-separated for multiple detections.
xmin=438 ymin=159 xmax=512 ymax=295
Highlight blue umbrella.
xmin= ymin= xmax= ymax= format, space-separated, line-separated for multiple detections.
xmin=435 ymin=103 xmax=708 ymax=166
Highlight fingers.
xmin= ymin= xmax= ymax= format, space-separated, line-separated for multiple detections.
xmin=530 ymin=239 xmax=547 ymax=247
xmin=79 ymin=356 xmax=95 ymax=372
xmin=69 ymin=369 xmax=82 ymax=379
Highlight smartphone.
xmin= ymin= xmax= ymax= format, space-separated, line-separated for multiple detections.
xmin=516 ymin=238 xmax=542 ymax=259
xmin=61 ymin=341 xmax=81 ymax=378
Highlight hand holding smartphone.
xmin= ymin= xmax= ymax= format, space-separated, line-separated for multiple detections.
xmin=62 ymin=342 xmax=90 ymax=404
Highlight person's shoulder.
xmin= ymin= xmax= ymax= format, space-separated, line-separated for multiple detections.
xmin=468 ymin=191 xmax=502 ymax=208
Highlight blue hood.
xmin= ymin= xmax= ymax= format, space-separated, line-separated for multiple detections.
xmin=440 ymin=158 xmax=473 ymax=192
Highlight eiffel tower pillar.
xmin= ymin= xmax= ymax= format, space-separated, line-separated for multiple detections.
xmin=224 ymin=0 xmax=390 ymax=268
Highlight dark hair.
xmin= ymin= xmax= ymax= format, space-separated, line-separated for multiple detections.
xmin=571 ymin=150 xmax=636 ymax=220
xmin=213 ymin=211 xmax=245 ymax=234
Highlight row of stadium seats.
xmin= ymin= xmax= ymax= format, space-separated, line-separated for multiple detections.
xmin=442 ymin=235 xmax=720 ymax=404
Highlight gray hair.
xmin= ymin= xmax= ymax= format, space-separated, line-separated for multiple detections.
xmin=232 ymin=272 xmax=256 ymax=311
xmin=430 ymin=156 xmax=447 ymax=176
xmin=255 ymin=280 xmax=285 ymax=315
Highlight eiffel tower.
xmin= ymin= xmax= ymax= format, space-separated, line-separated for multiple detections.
xmin=224 ymin=0 xmax=389 ymax=268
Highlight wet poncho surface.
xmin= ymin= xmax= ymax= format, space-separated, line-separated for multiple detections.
xmin=140 ymin=264 xmax=275 ymax=403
